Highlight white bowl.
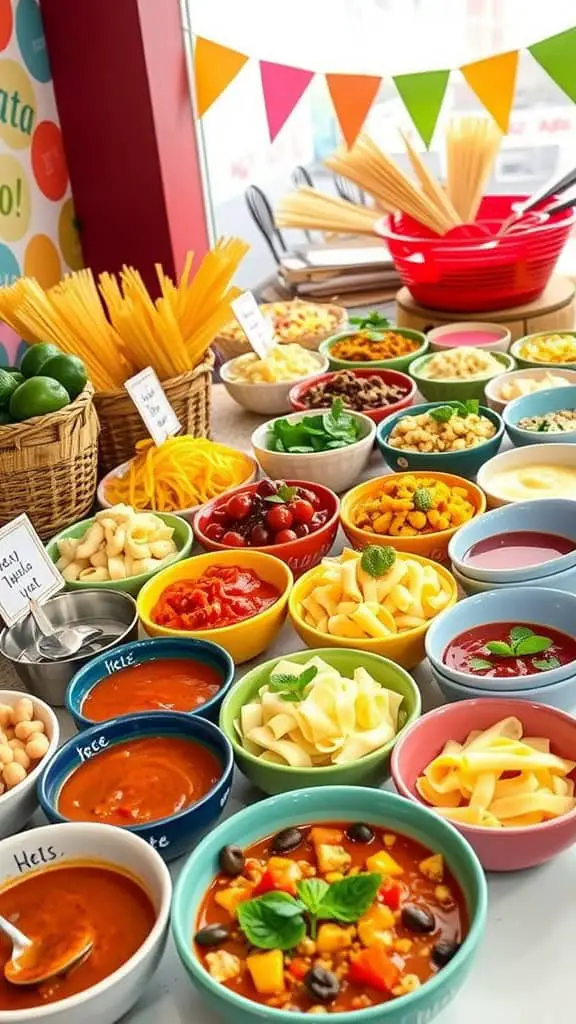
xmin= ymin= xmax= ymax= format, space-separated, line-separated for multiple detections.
xmin=0 ymin=822 xmax=171 ymax=1023
xmin=220 ymin=352 xmax=329 ymax=415
xmin=0 ymin=690 xmax=59 ymax=839
xmin=484 ymin=367 xmax=576 ymax=414
xmin=477 ymin=443 xmax=576 ymax=508
xmin=97 ymin=455 xmax=258 ymax=522
xmin=452 ymin=560 xmax=576 ymax=596
xmin=428 ymin=322 xmax=511 ymax=353
xmin=252 ymin=408 xmax=376 ymax=493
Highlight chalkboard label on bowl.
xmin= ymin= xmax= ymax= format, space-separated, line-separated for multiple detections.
xmin=0 ymin=514 xmax=64 ymax=627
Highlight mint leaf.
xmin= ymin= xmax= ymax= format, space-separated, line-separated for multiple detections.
xmin=265 ymin=483 xmax=298 ymax=505
xmin=484 ymin=641 xmax=515 ymax=657
xmin=237 ymin=894 xmax=305 ymax=950
xmin=532 ymin=656 xmax=560 ymax=671
xmin=349 ymin=311 xmax=390 ymax=330
xmin=514 ymin=635 xmax=553 ymax=656
xmin=269 ymin=665 xmax=318 ymax=702
xmin=509 ymin=626 xmax=534 ymax=644
xmin=361 ymin=545 xmax=396 ymax=577
xmin=469 ymin=658 xmax=493 ymax=671
xmin=296 ymin=878 xmax=329 ymax=916
xmin=462 ymin=399 xmax=480 ymax=415
xmin=316 ymin=873 xmax=381 ymax=923
xmin=430 ymin=405 xmax=456 ymax=424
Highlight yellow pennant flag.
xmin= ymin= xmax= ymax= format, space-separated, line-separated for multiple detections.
xmin=461 ymin=50 xmax=519 ymax=133
xmin=194 ymin=38 xmax=249 ymax=117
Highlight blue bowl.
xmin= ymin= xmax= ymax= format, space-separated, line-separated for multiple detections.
xmin=503 ymin=386 xmax=576 ymax=446
xmin=38 ymin=712 xmax=234 ymax=862
xmin=452 ymin=560 xmax=576 ymax=597
xmin=425 ymin=586 xmax=576 ymax=691
xmin=376 ymin=401 xmax=504 ymax=478
xmin=171 ymin=786 xmax=487 ymax=1024
xmin=431 ymin=663 xmax=576 ymax=714
xmin=448 ymin=498 xmax=576 ymax=583
xmin=66 ymin=637 xmax=235 ymax=731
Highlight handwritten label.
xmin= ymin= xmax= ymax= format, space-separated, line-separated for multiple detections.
xmin=148 ymin=835 xmax=170 ymax=851
xmin=13 ymin=844 xmax=60 ymax=874
xmin=104 ymin=651 xmax=135 ymax=675
xmin=76 ymin=735 xmax=109 ymax=763
xmin=231 ymin=291 xmax=275 ymax=359
xmin=124 ymin=367 xmax=181 ymax=447
xmin=0 ymin=514 xmax=64 ymax=627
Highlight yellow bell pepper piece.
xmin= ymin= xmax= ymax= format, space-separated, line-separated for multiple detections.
xmin=246 ymin=950 xmax=285 ymax=995
xmin=366 ymin=850 xmax=404 ymax=877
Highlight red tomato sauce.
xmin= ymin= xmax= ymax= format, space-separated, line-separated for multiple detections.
xmin=464 ymin=530 xmax=575 ymax=570
xmin=83 ymin=657 xmax=222 ymax=720
xmin=0 ymin=864 xmax=155 ymax=1010
xmin=58 ymin=736 xmax=222 ymax=826
xmin=151 ymin=566 xmax=280 ymax=631
xmin=444 ymin=621 xmax=576 ymax=678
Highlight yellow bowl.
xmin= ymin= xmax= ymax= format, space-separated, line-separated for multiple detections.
xmin=288 ymin=552 xmax=458 ymax=670
xmin=340 ymin=471 xmax=486 ymax=566
xmin=137 ymin=550 xmax=293 ymax=664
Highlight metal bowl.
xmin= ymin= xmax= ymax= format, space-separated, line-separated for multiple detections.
xmin=0 ymin=590 xmax=138 ymax=706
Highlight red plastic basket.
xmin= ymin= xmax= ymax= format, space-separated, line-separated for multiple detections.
xmin=375 ymin=194 xmax=574 ymax=312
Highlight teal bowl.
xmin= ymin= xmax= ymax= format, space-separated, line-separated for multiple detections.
xmin=319 ymin=328 xmax=428 ymax=373
xmin=218 ymin=648 xmax=421 ymax=794
xmin=503 ymin=385 xmax=576 ymax=446
xmin=172 ymin=786 xmax=487 ymax=1024
xmin=45 ymin=512 xmax=193 ymax=597
xmin=511 ymin=332 xmax=576 ymax=370
xmin=410 ymin=351 xmax=516 ymax=403
xmin=376 ymin=402 xmax=504 ymax=479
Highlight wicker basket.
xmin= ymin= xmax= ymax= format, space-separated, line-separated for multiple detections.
xmin=0 ymin=384 xmax=99 ymax=540
xmin=94 ymin=351 xmax=214 ymax=476
xmin=213 ymin=301 xmax=349 ymax=362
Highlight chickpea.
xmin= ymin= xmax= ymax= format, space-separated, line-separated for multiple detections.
xmin=3 ymin=762 xmax=26 ymax=789
xmin=12 ymin=748 xmax=30 ymax=771
xmin=0 ymin=705 xmax=12 ymax=729
xmin=13 ymin=698 xmax=34 ymax=724
xmin=26 ymin=734 xmax=50 ymax=760
xmin=8 ymin=738 xmax=24 ymax=751
xmin=14 ymin=720 xmax=44 ymax=742
xmin=0 ymin=745 xmax=13 ymax=765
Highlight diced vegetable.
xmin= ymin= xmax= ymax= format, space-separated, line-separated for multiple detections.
xmin=310 ymin=827 xmax=344 ymax=846
xmin=246 ymin=950 xmax=285 ymax=994
xmin=357 ymin=904 xmax=395 ymax=947
xmin=316 ymin=844 xmax=352 ymax=874
xmin=316 ymin=924 xmax=355 ymax=953
xmin=349 ymin=947 xmax=400 ymax=992
xmin=288 ymin=957 xmax=309 ymax=980
xmin=366 ymin=850 xmax=404 ymax=877
xmin=419 ymin=854 xmax=444 ymax=883
xmin=206 ymin=950 xmax=241 ymax=983
xmin=378 ymin=880 xmax=403 ymax=911
xmin=252 ymin=857 xmax=302 ymax=896
xmin=214 ymin=879 xmax=254 ymax=917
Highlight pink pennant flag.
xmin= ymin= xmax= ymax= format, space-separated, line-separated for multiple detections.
xmin=259 ymin=61 xmax=314 ymax=141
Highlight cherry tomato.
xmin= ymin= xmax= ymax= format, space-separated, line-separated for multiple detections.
xmin=275 ymin=529 xmax=298 ymax=544
xmin=226 ymin=493 xmax=253 ymax=520
xmin=257 ymin=479 xmax=278 ymax=498
xmin=310 ymin=513 xmax=326 ymax=530
xmin=210 ymin=507 xmax=228 ymax=523
xmin=204 ymin=522 xmax=225 ymax=542
xmin=250 ymin=525 xmax=271 ymax=546
xmin=294 ymin=522 xmax=309 ymax=538
xmin=266 ymin=505 xmax=293 ymax=532
xmin=222 ymin=530 xmax=246 ymax=547
xmin=299 ymin=487 xmax=321 ymax=508
xmin=290 ymin=498 xmax=315 ymax=524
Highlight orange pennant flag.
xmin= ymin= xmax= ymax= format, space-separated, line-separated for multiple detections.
xmin=194 ymin=38 xmax=248 ymax=118
xmin=326 ymin=74 xmax=382 ymax=148
xmin=461 ymin=50 xmax=519 ymax=133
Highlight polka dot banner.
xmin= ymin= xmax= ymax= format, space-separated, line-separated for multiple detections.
xmin=58 ymin=197 xmax=83 ymax=271
xmin=15 ymin=0 xmax=49 ymax=83
xmin=0 ymin=58 xmax=36 ymax=149
xmin=0 ymin=241 xmax=19 ymax=286
xmin=31 ymin=119 xmax=68 ymax=199
xmin=0 ymin=153 xmax=30 ymax=241
xmin=24 ymin=231 xmax=61 ymax=286
xmin=0 ymin=0 xmax=13 ymax=52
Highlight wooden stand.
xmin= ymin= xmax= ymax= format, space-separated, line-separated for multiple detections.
xmin=396 ymin=275 xmax=576 ymax=340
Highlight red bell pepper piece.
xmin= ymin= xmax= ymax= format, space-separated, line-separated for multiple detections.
xmin=349 ymin=948 xmax=400 ymax=993
xmin=252 ymin=857 xmax=302 ymax=896
xmin=379 ymin=880 xmax=402 ymax=911
xmin=288 ymin=958 xmax=309 ymax=981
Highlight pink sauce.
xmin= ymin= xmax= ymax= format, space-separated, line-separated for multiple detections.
xmin=437 ymin=330 xmax=502 ymax=347
xmin=464 ymin=530 xmax=575 ymax=570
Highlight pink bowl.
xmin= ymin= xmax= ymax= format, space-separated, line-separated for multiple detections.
xmin=288 ymin=368 xmax=416 ymax=425
xmin=391 ymin=698 xmax=576 ymax=872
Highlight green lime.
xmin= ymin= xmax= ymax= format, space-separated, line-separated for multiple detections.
xmin=41 ymin=353 xmax=87 ymax=400
xmin=9 ymin=377 xmax=70 ymax=421
xmin=0 ymin=369 xmax=21 ymax=409
xmin=19 ymin=343 xmax=61 ymax=379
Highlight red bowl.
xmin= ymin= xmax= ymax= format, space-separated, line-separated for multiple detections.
xmin=288 ymin=368 xmax=416 ymax=425
xmin=193 ymin=480 xmax=340 ymax=578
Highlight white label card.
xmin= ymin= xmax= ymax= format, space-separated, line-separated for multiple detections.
xmin=231 ymin=291 xmax=276 ymax=359
xmin=124 ymin=367 xmax=181 ymax=447
xmin=0 ymin=514 xmax=64 ymax=627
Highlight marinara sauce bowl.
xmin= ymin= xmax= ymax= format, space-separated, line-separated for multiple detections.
xmin=136 ymin=550 xmax=293 ymax=664
xmin=171 ymin=786 xmax=487 ymax=1024
xmin=392 ymin=698 xmax=576 ymax=871
xmin=38 ymin=712 xmax=234 ymax=862
xmin=288 ymin=367 xmax=417 ymax=425
xmin=65 ymin=637 xmax=235 ymax=731
xmin=193 ymin=480 xmax=339 ymax=579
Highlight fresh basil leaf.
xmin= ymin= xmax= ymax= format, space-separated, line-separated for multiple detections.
xmin=360 ymin=545 xmax=396 ymax=577
xmin=298 ymin=666 xmax=318 ymax=687
xmin=296 ymin=878 xmax=329 ymax=915
xmin=277 ymin=484 xmax=298 ymax=503
xmin=514 ymin=635 xmax=553 ymax=656
xmin=316 ymin=873 xmax=381 ymax=923
xmin=463 ymin=399 xmax=480 ymax=415
xmin=509 ymin=626 xmax=534 ymax=644
xmin=469 ymin=658 xmax=493 ymax=671
xmin=254 ymin=892 xmax=305 ymax=918
xmin=237 ymin=895 xmax=306 ymax=950
xmin=429 ymin=405 xmax=456 ymax=424
xmin=287 ymin=446 xmax=315 ymax=454
xmin=532 ymin=656 xmax=561 ymax=671
xmin=484 ymin=641 xmax=515 ymax=657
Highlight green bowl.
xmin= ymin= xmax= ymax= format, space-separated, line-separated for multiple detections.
xmin=410 ymin=350 xmax=516 ymax=403
xmin=219 ymin=647 xmax=421 ymax=794
xmin=319 ymin=328 xmax=428 ymax=373
xmin=510 ymin=332 xmax=576 ymax=370
xmin=45 ymin=512 xmax=193 ymax=596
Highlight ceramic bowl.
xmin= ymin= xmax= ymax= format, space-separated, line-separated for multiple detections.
xmin=409 ymin=351 xmax=515 ymax=404
xmin=448 ymin=498 xmax=576 ymax=583
xmin=288 ymin=367 xmax=417 ymax=425
xmin=65 ymin=637 xmax=235 ymax=731
xmin=430 ymin=662 xmax=576 ymax=714
xmin=425 ymin=586 xmax=576 ymax=690
xmin=391 ymin=698 xmax=576 ymax=871
xmin=0 ymin=691 xmax=59 ymax=840
xmin=289 ymin=554 xmax=458 ymax=670
xmin=252 ymin=408 xmax=376 ymax=494
xmin=219 ymin=648 xmax=421 ymax=794
xmin=340 ymin=471 xmax=486 ymax=566
xmin=220 ymin=351 xmax=329 ymax=415
xmin=428 ymin=322 xmax=511 ymax=353
xmin=511 ymin=331 xmax=576 ymax=370
xmin=503 ymin=385 xmax=576 ymax=446
xmin=45 ymin=513 xmax=194 ymax=597
xmin=137 ymin=550 xmax=293 ymax=664
xmin=452 ymin=560 xmax=576 ymax=597
xmin=484 ymin=366 xmax=576 ymax=414
xmin=0 ymin=822 xmax=172 ymax=1024
xmin=477 ymin=442 xmax=576 ymax=508
xmin=193 ymin=479 xmax=339 ymax=579
xmin=38 ymin=712 xmax=234 ymax=862
xmin=319 ymin=327 xmax=428 ymax=373
xmin=171 ymin=786 xmax=487 ymax=1024
xmin=376 ymin=402 xmax=504 ymax=479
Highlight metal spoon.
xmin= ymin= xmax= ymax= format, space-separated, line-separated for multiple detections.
xmin=29 ymin=600 xmax=102 ymax=660
xmin=0 ymin=914 xmax=93 ymax=985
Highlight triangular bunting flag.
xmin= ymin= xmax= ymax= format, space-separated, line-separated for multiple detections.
xmin=461 ymin=50 xmax=519 ymax=133
xmin=325 ymin=74 xmax=381 ymax=148
xmin=393 ymin=70 xmax=450 ymax=148
xmin=260 ymin=62 xmax=314 ymax=141
xmin=529 ymin=27 xmax=576 ymax=103
xmin=194 ymin=38 xmax=248 ymax=117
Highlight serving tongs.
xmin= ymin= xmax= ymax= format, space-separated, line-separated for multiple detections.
xmin=498 ymin=165 xmax=576 ymax=235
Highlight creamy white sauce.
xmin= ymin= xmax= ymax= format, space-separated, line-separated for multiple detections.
xmin=489 ymin=464 xmax=576 ymax=501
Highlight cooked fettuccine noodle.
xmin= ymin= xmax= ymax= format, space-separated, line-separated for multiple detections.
xmin=417 ymin=716 xmax=576 ymax=828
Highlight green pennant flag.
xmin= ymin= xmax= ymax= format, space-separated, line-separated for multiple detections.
xmin=529 ymin=27 xmax=576 ymax=102
xmin=393 ymin=70 xmax=450 ymax=148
